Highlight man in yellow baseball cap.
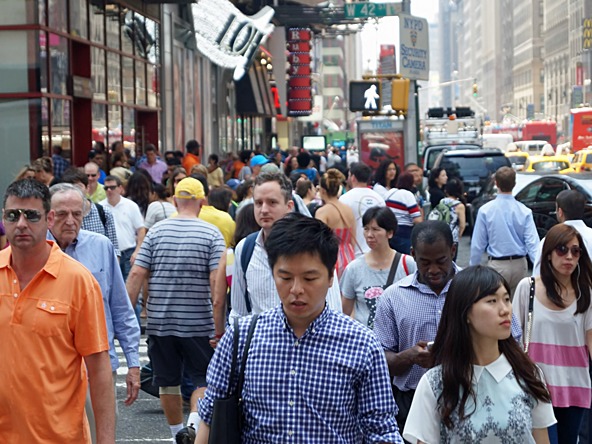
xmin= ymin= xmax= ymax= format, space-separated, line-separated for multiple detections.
xmin=174 ymin=177 xmax=205 ymax=200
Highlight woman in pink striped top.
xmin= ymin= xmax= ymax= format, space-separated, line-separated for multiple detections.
xmin=514 ymin=224 xmax=592 ymax=444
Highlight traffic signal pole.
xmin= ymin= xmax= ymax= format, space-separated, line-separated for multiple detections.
xmin=402 ymin=0 xmax=418 ymax=164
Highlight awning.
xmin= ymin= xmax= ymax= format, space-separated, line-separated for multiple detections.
xmin=235 ymin=60 xmax=275 ymax=117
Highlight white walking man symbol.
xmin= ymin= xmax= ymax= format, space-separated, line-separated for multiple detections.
xmin=363 ymin=84 xmax=379 ymax=110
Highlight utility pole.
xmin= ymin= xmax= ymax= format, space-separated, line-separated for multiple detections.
xmin=401 ymin=0 xmax=419 ymax=163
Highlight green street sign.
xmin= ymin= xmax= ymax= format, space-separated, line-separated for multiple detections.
xmin=344 ymin=2 xmax=403 ymax=19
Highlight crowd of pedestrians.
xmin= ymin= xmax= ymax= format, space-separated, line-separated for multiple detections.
xmin=3 ymin=141 xmax=592 ymax=444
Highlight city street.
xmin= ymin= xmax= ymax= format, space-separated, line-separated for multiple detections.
xmin=115 ymin=234 xmax=476 ymax=442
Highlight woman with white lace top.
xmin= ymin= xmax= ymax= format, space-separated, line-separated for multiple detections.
xmin=404 ymin=265 xmax=555 ymax=444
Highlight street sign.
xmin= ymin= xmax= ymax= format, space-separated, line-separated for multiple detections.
xmin=349 ymin=81 xmax=382 ymax=112
xmin=399 ymin=14 xmax=429 ymax=81
xmin=344 ymin=2 xmax=403 ymax=19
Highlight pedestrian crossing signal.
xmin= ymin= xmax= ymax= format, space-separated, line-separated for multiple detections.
xmin=349 ymin=81 xmax=382 ymax=112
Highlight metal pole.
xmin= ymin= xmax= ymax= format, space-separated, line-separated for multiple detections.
xmin=401 ymin=0 xmax=418 ymax=163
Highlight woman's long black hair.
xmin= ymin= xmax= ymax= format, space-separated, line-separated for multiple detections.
xmin=373 ymin=159 xmax=399 ymax=189
xmin=431 ymin=266 xmax=551 ymax=429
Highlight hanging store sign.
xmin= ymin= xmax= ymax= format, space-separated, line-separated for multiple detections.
xmin=287 ymin=27 xmax=313 ymax=117
xmin=191 ymin=0 xmax=274 ymax=81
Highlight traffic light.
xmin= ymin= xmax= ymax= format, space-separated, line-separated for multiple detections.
xmin=349 ymin=81 xmax=381 ymax=112
xmin=391 ymin=77 xmax=410 ymax=113
xmin=472 ymin=83 xmax=478 ymax=97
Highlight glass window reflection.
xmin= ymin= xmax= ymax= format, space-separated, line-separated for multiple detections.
xmin=48 ymin=0 xmax=66 ymax=32
xmin=122 ymin=10 xmax=135 ymax=55
xmin=51 ymin=99 xmax=71 ymax=154
xmin=122 ymin=107 xmax=135 ymax=152
xmin=136 ymin=60 xmax=146 ymax=106
xmin=122 ymin=57 xmax=134 ymax=105
xmin=148 ymin=65 xmax=159 ymax=108
xmin=92 ymin=47 xmax=106 ymax=101
xmin=108 ymin=105 xmax=122 ymax=147
xmin=107 ymin=51 xmax=121 ymax=102
xmin=0 ymin=0 xmax=38 ymax=25
xmin=69 ymin=0 xmax=88 ymax=38
xmin=90 ymin=3 xmax=105 ymax=45
xmin=0 ymin=31 xmax=41 ymax=93
xmin=105 ymin=3 xmax=120 ymax=50
xmin=49 ymin=34 xmax=68 ymax=95
xmin=92 ymin=103 xmax=107 ymax=148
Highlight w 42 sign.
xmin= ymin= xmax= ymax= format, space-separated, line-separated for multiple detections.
xmin=344 ymin=2 xmax=403 ymax=19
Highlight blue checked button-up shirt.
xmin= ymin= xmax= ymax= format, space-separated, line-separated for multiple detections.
xmin=82 ymin=202 xmax=120 ymax=257
xmin=200 ymin=306 xmax=402 ymax=443
xmin=48 ymin=229 xmax=140 ymax=371
xmin=374 ymin=267 xmax=522 ymax=392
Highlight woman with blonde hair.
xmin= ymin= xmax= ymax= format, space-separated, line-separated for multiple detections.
xmin=315 ymin=168 xmax=356 ymax=279
xmin=15 ymin=165 xmax=36 ymax=180
xmin=514 ymin=224 xmax=592 ymax=444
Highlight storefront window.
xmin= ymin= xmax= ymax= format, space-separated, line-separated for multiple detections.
xmin=105 ymin=4 xmax=120 ymax=50
xmin=184 ymin=51 xmax=194 ymax=141
xmin=48 ymin=0 xmax=67 ymax=33
xmin=108 ymin=105 xmax=122 ymax=147
xmin=122 ymin=57 xmax=134 ymax=105
xmin=0 ymin=31 xmax=40 ymax=93
xmin=135 ymin=60 xmax=146 ymax=106
xmin=69 ymin=0 xmax=88 ymax=38
xmin=145 ymin=17 xmax=159 ymax=65
xmin=40 ymin=31 xmax=48 ymax=93
xmin=91 ymin=47 xmax=106 ymax=101
xmin=41 ymin=98 xmax=50 ymax=154
xmin=122 ymin=107 xmax=135 ymax=152
xmin=39 ymin=0 xmax=46 ymax=26
xmin=92 ymin=103 xmax=107 ymax=147
xmin=148 ymin=64 xmax=159 ymax=108
xmin=49 ymin=34 xmax=68 ymax=95
xmin=0 ymin=0 xmax=38 ymax=25
xmin=107 ymin=51 xmax=120 ymax=102
xmin=51 ymin=99 xmax=71 ymax=153
xmin=90 ymin=3 xmax=105 ymax=45
xmin=122 ymin=11 xmax=135 ymax=55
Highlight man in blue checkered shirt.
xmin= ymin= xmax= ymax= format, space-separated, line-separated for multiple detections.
xmin=197 ymin=214 xmax=402 ymax=443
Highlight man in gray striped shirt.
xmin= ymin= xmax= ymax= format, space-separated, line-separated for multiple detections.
xmin=230 ymin=171 xmax=342 ymax=318
xmin=126 ymin=177 xmax=225 ymax=440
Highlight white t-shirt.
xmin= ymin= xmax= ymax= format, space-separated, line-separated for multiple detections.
xmin=339 ymin=187 xmax=385 ymax=256
xmin=100 ymin=196 xmax=144 ymax=251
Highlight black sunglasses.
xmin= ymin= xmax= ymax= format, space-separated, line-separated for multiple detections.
xmin=104 ymin=185 xmax=118 ymax=191
xmin=554 ymin=245 xmax=582 ymax=258
xmin=4 ymin=208 xmax=43 ymax=223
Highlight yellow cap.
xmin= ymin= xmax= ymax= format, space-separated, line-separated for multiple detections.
xmin=174 ymin=177 xmax=205 ymax=200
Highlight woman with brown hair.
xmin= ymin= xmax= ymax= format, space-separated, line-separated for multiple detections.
xmin=405 ymin=266 xmax=555 ymax=443
xmin=315 ymin=168 xmax=356 ymax=279
xmin=514 ymin=224 xmax=592 ymax=444
xmin=166 ymin=167 xmax=187 ymax=201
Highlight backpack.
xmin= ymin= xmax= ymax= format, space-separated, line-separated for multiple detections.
xmin=239 ymin=231 xmax=259 ymax=314
xmin=95 ymin=203 xmax=107 ymax=229
xmin=427 ymin=201 xmax=453 ymax=224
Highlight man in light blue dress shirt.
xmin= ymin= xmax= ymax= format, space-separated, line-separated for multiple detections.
xmin=470 ymin=166 xmax=539 ymax=296
xmin=48 ymin=183 xmax=141 ymax=443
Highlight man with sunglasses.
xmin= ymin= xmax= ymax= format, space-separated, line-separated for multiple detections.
xmin=0 ymin=179 xmax=115 ymax=443
xmin=85 ymin=161 xmax=106 ymax=203
xmin=470 ymin=166 xmax=539 ymax=297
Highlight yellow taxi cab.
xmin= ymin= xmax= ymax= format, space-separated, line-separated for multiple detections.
xmin=524 ymin=155 xmax=573 ymax=174
xmin=571 ymin=148 xmax=592 ymax=173
xmin=505 ymin=151 xmax=529 ymax=171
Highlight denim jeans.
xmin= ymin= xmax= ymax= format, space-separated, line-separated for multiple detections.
xmin=549 ymin=406 xmax=587 ymax=444
xmin=119 ymin=247 xmax=135 ymax=282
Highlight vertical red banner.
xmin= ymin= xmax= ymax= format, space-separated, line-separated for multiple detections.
xmin=287 ymin=28 xmax=313 ymax=117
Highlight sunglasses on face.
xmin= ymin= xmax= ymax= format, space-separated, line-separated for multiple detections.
xmin=87 ymin=174 xmax=98 ymax=178
xmin=104 ymin=185 xmax=118 ymax=191
xmin=3 ymin=208 xmax=43 ymax=223
xmin=554 ymin=245 xmax=582 ymax=258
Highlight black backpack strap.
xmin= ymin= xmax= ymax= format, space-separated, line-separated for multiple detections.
xmin=240 ymin=232 xmax=259 ymax=314
xmin=227 ymin=317 xmax=241 ymax=397
xmin=95 ymin=203 xmax=107 ymax=229
xmin=236 ymin=314 xmax=259 ymax=402
xmin=386 ymin=252 xmax=401 ymax=288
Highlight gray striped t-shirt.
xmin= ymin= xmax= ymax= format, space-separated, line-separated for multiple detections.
xmin=135 ymin=217 xmax=225 ymax=338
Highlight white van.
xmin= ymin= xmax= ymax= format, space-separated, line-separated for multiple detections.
xmin=482 ymin=134 xmax=513 ymax=151
xmin=512 ymin=140 xmax=549 ymax=155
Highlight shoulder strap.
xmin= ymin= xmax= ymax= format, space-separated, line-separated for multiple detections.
xmin=524 ymin=277 xmax=535 ymax=353
xmin=95 ymin=203 xmax=107 ymax=229
xmin=240 ymin=232 xmax=259 ymax=313
xmin=236 ymin=314 xmax=259 ymax=402
xmin=325 ymin=202 xmax=363 ymax=253
xmin=386 ymin=252 xmax=402 ymax=287
xmin=402 ymin=254 xmax=409 ymax=275
xmin=228 ymin=317 xmax=241 ymax=397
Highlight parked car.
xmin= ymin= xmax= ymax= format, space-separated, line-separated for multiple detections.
xmin=570 ymin=148 xmax=592 ymax=173
xmin=433 ymin=148 xmax=511 ymax=233
xmin=523 ymin=155 xmax=572 ymax=174
xmin=422 ymin=143 xmax=482 ymax=177
xmin=505 ymin=151 xmax=529 ymax=171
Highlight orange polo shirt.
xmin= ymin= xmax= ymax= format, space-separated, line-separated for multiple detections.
xmin=182 ymin=152 xmax=201 ymax=175
xmin=0 ymin=241 xmax=109 ymax=443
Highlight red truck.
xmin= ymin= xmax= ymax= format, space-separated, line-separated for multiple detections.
xmin=571 ymin=107 xmax=592 ymax=152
